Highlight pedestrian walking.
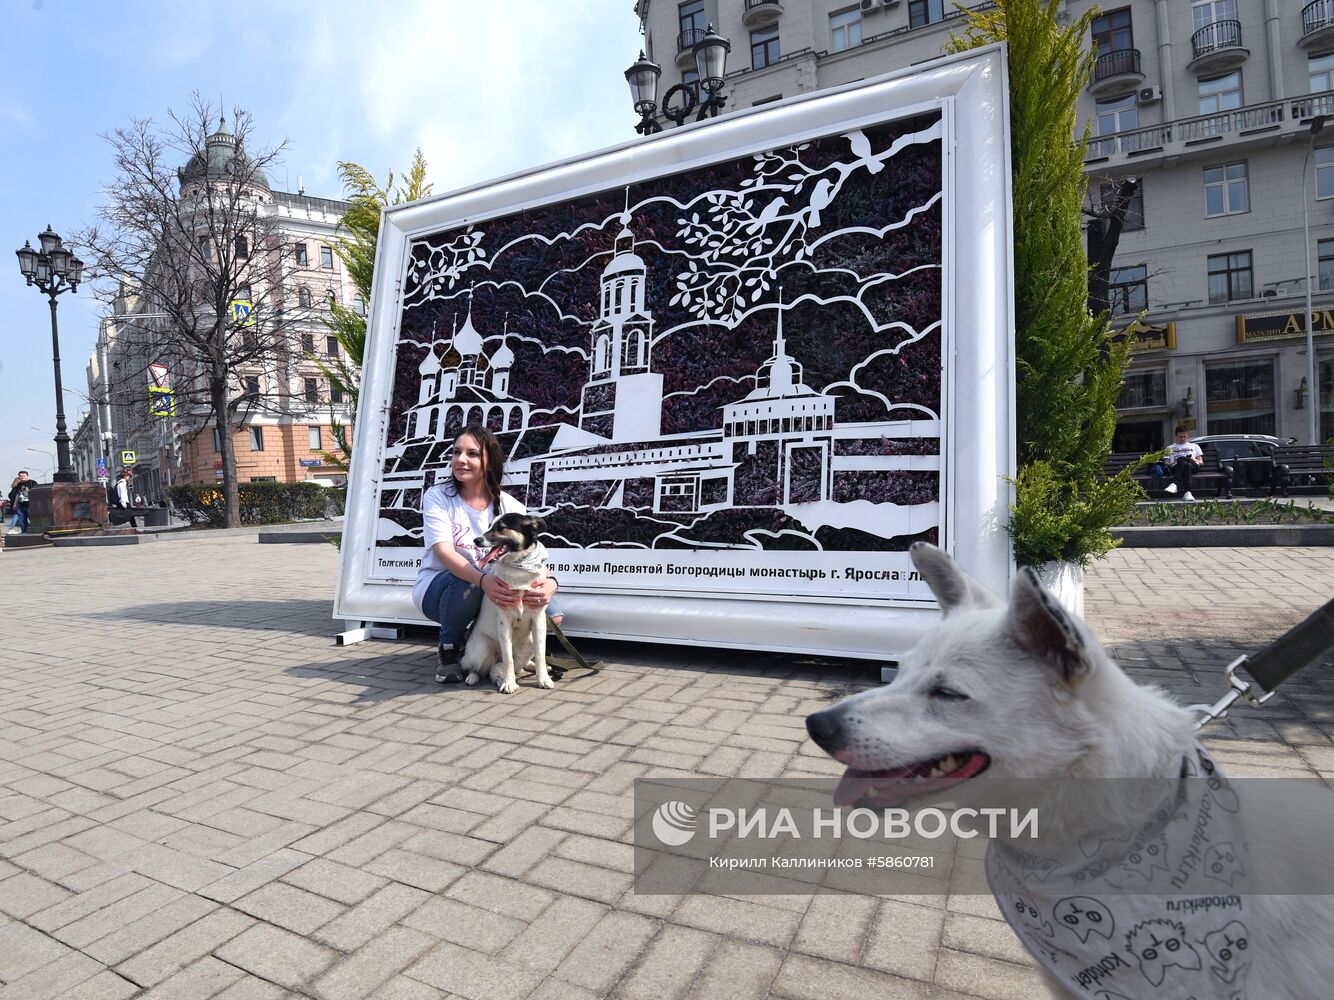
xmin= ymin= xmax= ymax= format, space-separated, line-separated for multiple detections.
xmin=7 ymin=471 xmax=32 ymax=534
xmin=112 ymin=470 xmax=138 ymax=529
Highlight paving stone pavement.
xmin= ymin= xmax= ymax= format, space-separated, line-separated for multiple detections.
xmin=1 ymin=536 xmax=1331 ymax=999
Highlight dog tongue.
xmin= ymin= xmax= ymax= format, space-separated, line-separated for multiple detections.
xmin=476 ymin=545 xmax=506 ymax=568
xmin=834 ymin=767 xmax=915 ymax=807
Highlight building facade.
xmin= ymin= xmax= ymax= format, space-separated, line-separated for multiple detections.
xmin=634 ymin=0 xmax=1334 ymax=448
xmin=70 ymin=122 xmax=356 ymax=498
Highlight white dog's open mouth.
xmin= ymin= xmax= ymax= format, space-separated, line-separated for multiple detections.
xmin=476 ymin=544 xmax=509 ymax=568
xmin=834 ymin=750 xmax=991 ymax=807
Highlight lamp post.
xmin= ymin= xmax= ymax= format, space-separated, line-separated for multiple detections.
xmin=15 ymin=226 xmax=85 ymax=482
xmin=626 ymin=25 xmax=731 ymax=134
xmin=1302 ymin=115 xmax=1327 ymax=446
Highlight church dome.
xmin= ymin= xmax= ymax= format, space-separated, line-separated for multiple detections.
xmin=177 ymin=116 xmax=270 ymax=193
xmin=492 ymin=342 xmax=515 ymax=368
xmin=418 ymin=345 xmax=441 ymax=375
xmin=454 ymin=312 xmax=484 ymax=355
xmin=603 ymin=250 xmax=646 ymax=277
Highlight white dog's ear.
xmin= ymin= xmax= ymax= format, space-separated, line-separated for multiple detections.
xmin=1005 ymin=567 xmax=1093 ymax=686
xmin=910 ymin=542 xmax=1002 ymax=615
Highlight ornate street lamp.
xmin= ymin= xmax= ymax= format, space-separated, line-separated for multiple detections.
xmin=15 ymin=225 xmax=84 ymax=483
xmin=626 ymin=25 xmax=731 ymax=134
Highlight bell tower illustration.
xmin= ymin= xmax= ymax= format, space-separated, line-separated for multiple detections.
xmin=579 ymin=202 xmax=662 ymax=441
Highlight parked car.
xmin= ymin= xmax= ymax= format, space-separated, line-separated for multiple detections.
xmin=1192 ymin=433 xmax=1297 ymax=492
xmin=1191 ymin=433 xmax=1293 ymax=462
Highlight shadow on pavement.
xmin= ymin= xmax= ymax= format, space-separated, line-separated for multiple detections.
xmin=93 ymin=599 xmax=335 ymax=636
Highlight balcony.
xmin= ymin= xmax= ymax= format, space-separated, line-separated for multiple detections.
xmin=1188 ymin=20 xmax=1247 ymax=75
xmin=1301 ymin=0 xmax=1334 ymax=51
xmin=1088 ymin=48 xmax=1143 ymax=99
xmin=677 ymin=26 xmax=706 ymax=68
xmin=742 ymin=0 xmax=783 ymax=29
xmin=1083 ymin=91 xmax=1333 ymax=167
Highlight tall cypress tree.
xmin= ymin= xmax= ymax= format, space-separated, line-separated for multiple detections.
xmin=949 ymin=0 xmax=1145 ymax=567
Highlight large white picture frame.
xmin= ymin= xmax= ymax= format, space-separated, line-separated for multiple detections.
xmin=334 ymin=45 xmax=1015 ymax=660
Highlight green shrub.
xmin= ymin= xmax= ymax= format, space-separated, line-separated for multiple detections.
xmin=169 ymin=482 xmax=341 ymax=527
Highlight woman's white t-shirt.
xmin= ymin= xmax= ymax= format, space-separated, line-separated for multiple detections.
xmin=411 ymin=485 xmax=525 ymax=611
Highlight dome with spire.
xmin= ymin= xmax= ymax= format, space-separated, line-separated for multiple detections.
xmin=418 ymin=345 xmax=442 ymax=375
xmin=453 ymin=310 xmax=484 ymax=355
xmin=177 ymin=115 xmax=271 ymax=193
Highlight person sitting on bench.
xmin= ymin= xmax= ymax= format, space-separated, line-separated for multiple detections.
xmin=1157 ymin=425 xmax=1203 ymax=501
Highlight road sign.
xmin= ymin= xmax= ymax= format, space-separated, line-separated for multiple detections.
xmin=230 ymin=300 xmax=254 ymax=326
xmin=96 ymin=457 xmax=107 ymax=478
xmin=148 ymin=363 xmax=170 ymax=388
xmin=121 ymin=450 xmax=136 ymax=465
xmin=148 ymin=387 xmax=175 ymax=416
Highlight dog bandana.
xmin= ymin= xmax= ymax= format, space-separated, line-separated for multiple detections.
xmin=986 ymin=746 xmax=1252 ymax=999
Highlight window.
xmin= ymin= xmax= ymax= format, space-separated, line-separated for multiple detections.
xmin=330 ymin=382 xmax=345 ymax=405
xmin=320 ymin=245 xmax=333 ymax=269
xmin=198 ymin=236 xmax=212 ymax=261
xmin=235 ymin=235 xmax=249 ymax=260
xmin=1098 ymin=179 xmax=1144 ymax=231
xmin=243 ymin=375 xmax=261 ymax=397
xmin=1095 ymin=94 xmax=1138 ymax=138
xmin=213 ymin=428 xmax=222 ymax=452
xmin=1203 ymin=162 xmax=1249 ymax=217
xmin=304 ymin=377 xmax=320 ymax=404
xmin=353 ymin=294 xmax=367 ymax=317
xmin=249 ymin=427 xmax=265 ymax=451
xmin=1199 ymin=71 xmax=1242 ymax=115
xmin=830 ymin=8 xmax=862 ymax=52
xmin=1108 ymin=264 xmax=1147 ymax=314
xmin=751 ymin=25 xmax=780 ymax=69
xmin=1311 ymin=52 xmax=1334 ymax=93
xmin=909 ymin=0 xmax=945 ymax=29
xmin=308 ymin=426 xmax=322 ymax=450
xmin=1192 ymin=0 xmax=1235 ymax=32
xmin=324 ymin=289 xmax=337 ymax=309
xmin=1117 ymin=369 xmax=1167 ymax=409
xmin=682 ymin=68 xmax=701 ymax=103
xmin=1091 ymin=8 xmax=1133 ymax=52
xmin=301 ymin=333 xmax=315 ymax=354
xmin=1206 ymin=359 xmax=1275 ymax=435
xmin=294 ymin=242 xmax=308 ymax=266
xmin=1207 ymin=250 xmax=1253 ymax=303
xmin=1317 ymin=147 xmax=1334 ymax=199
xmin=1321 ymin=358 xmax=1334 ymax=443
xmin=678 ymin=0 xmax=706 ymax=45
xmin=298 ymin=287 xmax=311 ymax=308
xmin=326 ymin=336 xmax=339 ymax=357
xmin=1321 ymin=239 xmax=1334 ymax=291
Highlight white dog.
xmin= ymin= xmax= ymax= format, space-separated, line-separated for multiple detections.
xmin=806 ymin=542 xmax=1334 ymax=1000
xmin=460 ymin=512 xmax=552 ymax=694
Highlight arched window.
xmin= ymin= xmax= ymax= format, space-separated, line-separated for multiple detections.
xmin=324 ymin=289 xmax=337 ymax=309
xmin=596 ymin=335 xmax=611 ymax=372
xmin=427 ymin=408 xmax=439 ymax=438
xmin=486 ymin=408 xmax=504 ymax=431
xmin=298 ymin=287 xmax=311 ymax=308
xmin=353 ymin=294 xmax=367 ymax=317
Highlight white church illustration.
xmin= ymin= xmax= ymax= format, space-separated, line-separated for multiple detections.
xmin=377 ymin=214 xmax=940 ymax=539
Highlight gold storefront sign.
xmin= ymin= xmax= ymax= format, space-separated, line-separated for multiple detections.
xmin=1236 ymin=309 xmax=1334 ymax=343
xmin=1111 ymin=319 xmax=1176 ymax=353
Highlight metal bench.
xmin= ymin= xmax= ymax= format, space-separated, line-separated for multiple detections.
xmin=1103 ymin=448 xmax=1232 ymax=498
xmin=1271 ymin=445 xmax=1334 ymax=494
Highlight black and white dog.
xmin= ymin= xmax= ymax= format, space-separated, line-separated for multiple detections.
xmin=461 ymin=512 xmax=553 ymax=694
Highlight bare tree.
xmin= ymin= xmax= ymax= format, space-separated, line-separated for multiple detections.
xmin=79 ymin=96 xmax=297 ymax=527
xmin=1085 ymin=175 xmax=1141 ymax=316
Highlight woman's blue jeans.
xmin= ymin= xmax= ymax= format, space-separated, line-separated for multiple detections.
xmin=10 ymin=507 xmax=29 ymax=533
xmin=420 ymin=571 xmax=563 ymax=648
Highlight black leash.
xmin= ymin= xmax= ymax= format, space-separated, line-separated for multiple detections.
xmin=1193 ymin=595 xmax=1334 ymax=728
xmin=545 ymin=613 xmax=603 ymax=681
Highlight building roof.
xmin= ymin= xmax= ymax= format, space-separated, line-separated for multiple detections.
xmin=177 ymin=116 xmax=270 ymax=193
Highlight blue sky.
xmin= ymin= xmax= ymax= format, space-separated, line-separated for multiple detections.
xmin=0 ymin=0 xmax=643 ymax=484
